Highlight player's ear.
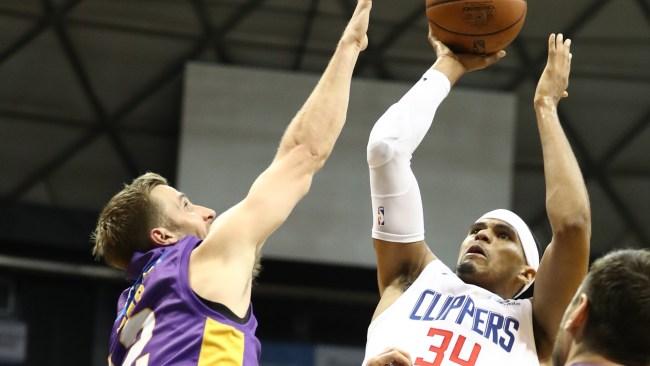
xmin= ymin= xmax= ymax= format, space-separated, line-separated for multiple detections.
xmin=564 ymin=293 xmax=589 ymax=339
xmin=150 ymin=227 xmax=179 ymax=246
xmin=517 ymin=265 xmax=536 ymax=285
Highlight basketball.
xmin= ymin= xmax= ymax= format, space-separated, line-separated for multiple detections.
xmin=426 ymin=0 xmax=527 ymax=54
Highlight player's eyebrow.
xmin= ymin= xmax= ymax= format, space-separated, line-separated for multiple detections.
xmin=469 ymin=222 xmax=486 ymax=232
xmin=177 ymin=192 xmax=188 ymax=205
xmin=494 ymin=223 xmax=517 ymax=239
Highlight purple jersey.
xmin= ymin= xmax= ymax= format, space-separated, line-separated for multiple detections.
xmin=108 ymin=236 xmax=261 ymax=366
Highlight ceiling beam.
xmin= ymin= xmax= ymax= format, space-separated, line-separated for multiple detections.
xmin=2 ymin=36 xmax=212 ymax=203
xmin=189 ymin=0 xmax=230 ymax=63
xmin=4 ymin=0 xmax=271 ymax=201
xmin=356 ymin=4 xmax=423 ymax=74
xmin=292 ymin=0 xmax=320 ymax=71
xmin=526 ymin=107 xmax=648 ymax=246
xmin=0 ymin=108 xmax=176 ymax=138
xmin=337 ymin=0 xmax=392 ymax=79
xmin=42 ymin=0 xmax=140 ymax=178
xmin=504 ymin=0 xmax=611 ymax=91
xmin=599 ymin=108 xmax=650 ymax=165
xmin=5 ymin=127 xmax=104 ymax=201
xmin=0 ymin=0 xmax=81 ymax=66
xmin=636 ymin=0 xmax=650 ymax=24
xmin=216 ymin=0 xmax=265 ymax=35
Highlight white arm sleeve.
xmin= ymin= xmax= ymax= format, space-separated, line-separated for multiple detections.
xmin=367 ymin=68 xmax=451 ymax=242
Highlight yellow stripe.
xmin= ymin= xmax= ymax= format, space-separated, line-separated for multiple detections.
xmin=197 ymin=318 xmax=245 ymax=366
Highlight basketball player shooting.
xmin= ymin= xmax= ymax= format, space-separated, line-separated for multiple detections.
xmin=362 ymin=32 xmax=590 ymax=365
xmin=91 ymin=1 xmax=372 ymax=365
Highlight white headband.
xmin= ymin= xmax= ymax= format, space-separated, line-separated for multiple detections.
xmin=477 ymin=209 xmax=539 ymax=298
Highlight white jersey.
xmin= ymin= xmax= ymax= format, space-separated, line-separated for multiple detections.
xmin=363 ymin=260 xmax=539 ymax=366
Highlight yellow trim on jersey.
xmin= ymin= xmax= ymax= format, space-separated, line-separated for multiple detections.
xmin=197 ymin=318 xmax=245 ymax=366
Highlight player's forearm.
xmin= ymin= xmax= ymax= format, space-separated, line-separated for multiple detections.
xmin=535 ymin=98 xmax=591 ymax=234
xmin=276 ymin=42 xmax=361 ymax=169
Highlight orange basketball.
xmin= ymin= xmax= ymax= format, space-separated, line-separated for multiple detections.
xmin=426 ymin=0 xmax=527 ymax=54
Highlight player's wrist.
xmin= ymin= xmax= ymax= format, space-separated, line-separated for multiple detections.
xmin=432 ymin=56 xmax=465 ymax=86
xmin=337 ymin=34 xmax=365 ymax=53
xmin=533 ymin=95 xmax=558 ymax=109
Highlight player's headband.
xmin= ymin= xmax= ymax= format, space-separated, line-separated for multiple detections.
xmin=476 ymin=209 xmax=539 ymax=298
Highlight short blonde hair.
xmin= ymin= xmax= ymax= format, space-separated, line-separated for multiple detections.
xmin=92 ymin=172 xmax=168 ymax=269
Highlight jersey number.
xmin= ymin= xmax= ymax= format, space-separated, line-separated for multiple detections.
xmin=119 ymin=309 xmax=156 ymax=366
xmin=414 ymin=327 xmax=481 ymax=366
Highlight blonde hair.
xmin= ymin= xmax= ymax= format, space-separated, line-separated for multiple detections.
xmin=92 ymin=172 xmax=168 ymax=269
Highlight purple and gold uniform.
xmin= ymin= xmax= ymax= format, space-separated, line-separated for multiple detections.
xmin=108 ymin=236 xmax=261 ymax=366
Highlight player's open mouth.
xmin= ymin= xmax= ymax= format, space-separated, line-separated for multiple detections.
xmin=465 ymin=244 xmax=487 ymax=259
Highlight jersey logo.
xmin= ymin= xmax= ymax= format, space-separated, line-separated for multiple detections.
xmin=377 ymin=206 xmax=385 ymax=226
xmin=409 ymin=290 xmax=519 ymax=353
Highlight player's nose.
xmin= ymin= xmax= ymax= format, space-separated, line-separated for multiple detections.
xmin=474 ymin=230 xmax=491 ymax=243
xmin=198 ymin=206 xmax=216 ymax=223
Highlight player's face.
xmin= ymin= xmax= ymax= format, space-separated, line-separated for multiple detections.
xmin=455 ymin=219 xmax=529 ymax=297
xmin=150 ymin=185 xmax=216 ymax=240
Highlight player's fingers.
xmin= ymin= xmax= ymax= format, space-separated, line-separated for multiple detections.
xmin=561 ymin=37 xmax=571 ymax=60
xmin=383 ymin=350 xmax=412 ymax=366
xmin=435 ymin=41 xmax=449 ymax=56
xmin=355 ymin=0 xmax=372 ymax=14
xmin=557 ymin=33 xmax=564 ymax=48
xmin=385 ymin=347 xmax=412 ymax=360
xmin=562 ymin=91 xmax=569 ymax=98
xmin=548 ymin=33 xmax=556 ymax=54
xmin=484 ymin=50 xmax=506 ymax=66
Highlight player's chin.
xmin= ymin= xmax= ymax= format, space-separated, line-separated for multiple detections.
xmin=457 ymin=260 xmax=488 ymax=279
xmin=456 ymin=261 xmax=477 ymax=277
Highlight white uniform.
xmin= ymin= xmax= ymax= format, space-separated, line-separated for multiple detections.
xmin=363 ymin=260 xmax=539 ymax=366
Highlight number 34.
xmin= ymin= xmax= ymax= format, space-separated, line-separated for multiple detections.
xmin=415 ymin=327 xmax=481 ymax=366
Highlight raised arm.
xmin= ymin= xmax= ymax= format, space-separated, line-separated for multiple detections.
xmin=189 ymin=0 xmax=372 ymax=314
xmin=369 ymin=34 xmax=505 ymax=295
xmin=531 ymin=34 xmax=591 ymax=359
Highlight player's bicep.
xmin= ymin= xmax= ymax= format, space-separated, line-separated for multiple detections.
xmin=374 ymin=239 xmax=435 ymax=295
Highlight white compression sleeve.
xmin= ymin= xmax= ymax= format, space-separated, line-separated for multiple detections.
xmin=367 ymin=68 xmax=451 ymax=242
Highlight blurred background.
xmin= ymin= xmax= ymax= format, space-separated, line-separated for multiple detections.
xmin=0 ymin=0 xmax=648 ymax=365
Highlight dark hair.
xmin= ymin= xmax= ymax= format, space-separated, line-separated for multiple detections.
xmin=92 ymin=173 xmax=168 ymax=270
xmin=582 ymin=249 xmax=650 ymax=366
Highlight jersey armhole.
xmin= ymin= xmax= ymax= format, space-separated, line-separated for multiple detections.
xmin=177 ymin=236 xmax=256 ymax=327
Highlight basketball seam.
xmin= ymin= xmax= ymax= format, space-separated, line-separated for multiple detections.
xmin=430 ymin=11 xmax=525 ymax=37
xmin=425 ymin=0 xmax=464 ymax=6
xmin=428 ymin=4 xmax=526 ymax=37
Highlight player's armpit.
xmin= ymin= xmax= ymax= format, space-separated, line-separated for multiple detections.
xmin=374 ymin=239 xmax=436 ymax=296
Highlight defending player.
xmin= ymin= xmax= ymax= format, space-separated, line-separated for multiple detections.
xmin=92 ymin=1 xmax=372 ymax=364
xmin=363 ymin=32 xmax=590 ymax=365
xmin=551 ymin=248 xmax=650 ymax=366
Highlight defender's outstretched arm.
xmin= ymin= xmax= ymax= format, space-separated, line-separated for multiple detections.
xmin=189 ymin=0 xmax=372 ymax=315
